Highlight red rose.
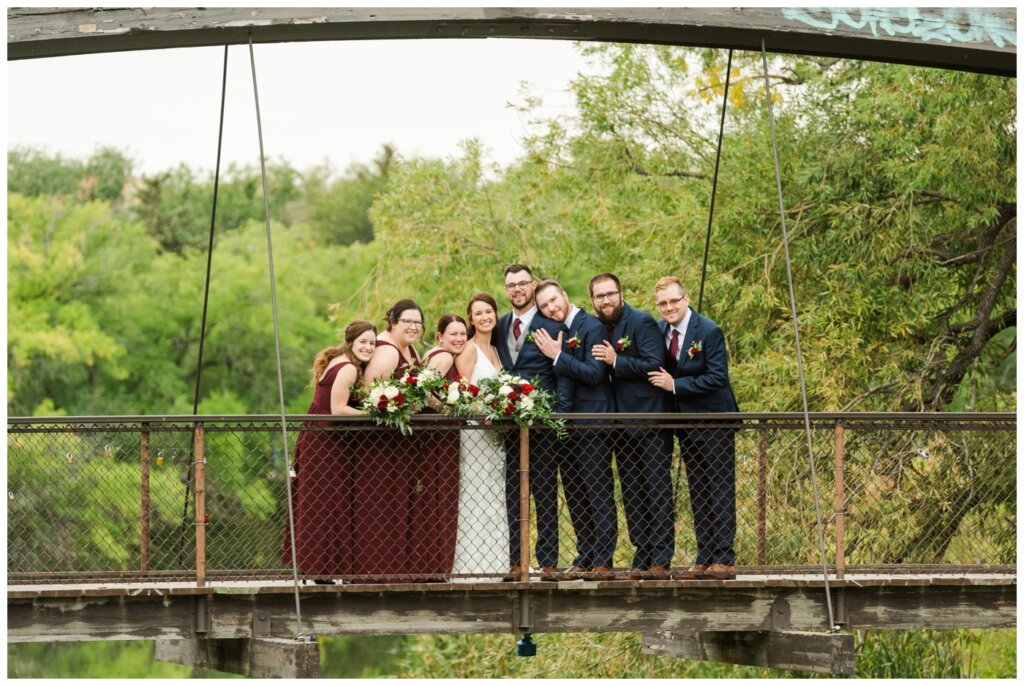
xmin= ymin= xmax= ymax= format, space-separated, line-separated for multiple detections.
xmin=395 ymin=393 xmax=405 ymax=405
xmin=468 ymin=385 xmax=480 ymax=396
xmin=521 ymin=383 xmax=535 ymax=394
xmin=504 ymin=403 xmax=515 ymax=415
xmin=405 ymin=376 xmax=417 ymax=385
xmin=615 ymin=343 xmax=623 ymax=351
xmin=567 ymin=339 xmax=579 ymax=348
xmin=509 ymin=391 xmax=521 ymax=401
xmin=453 ymin=373 xmax=462 ymax=381
xmin=377 ymin=398 xmax=388 ymax=410
xmin=689 ymin=346 xmax=699 ymax=356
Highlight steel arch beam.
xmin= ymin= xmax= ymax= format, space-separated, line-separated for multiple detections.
xmin=6 ymin=7 xmax=1016 ymax=76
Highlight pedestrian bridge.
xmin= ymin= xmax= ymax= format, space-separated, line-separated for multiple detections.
xmin=7 ymin=413 xmax=1016 ymax=676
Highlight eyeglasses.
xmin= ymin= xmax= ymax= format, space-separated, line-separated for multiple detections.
xmin=398 ymin=318 xmax=423 ymax=328
xmin=505 ymin=280 xmax=533 ymax=291
xmin=592 ymin=290 xmax=621 ymax=302
xmin=655 ymin=296 xmax=686 ymax=309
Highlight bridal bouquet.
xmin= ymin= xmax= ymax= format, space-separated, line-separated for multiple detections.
xmin=478 ymin=371 xmax=567 ymax=437
xmin=439 ymin=375 xmax=485 ymax=419
xmin=362 ymin=364 xmax=446 ymax=435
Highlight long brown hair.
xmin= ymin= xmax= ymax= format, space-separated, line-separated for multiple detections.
xmin=466 ymin=292 xmax=499 ymax=339
xmin=309 ymin=319 xmax=377 ymax=387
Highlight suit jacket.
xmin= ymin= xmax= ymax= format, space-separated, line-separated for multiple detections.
xmin=496 ymin=309 xmax=573 ymax=413
xmin=607 ymin=302 xmax=667 ymax=413
xmin=660 ymin=308 xmax=739 ymax=413
xmin=552 ymin=309 xmax=615 ymax=413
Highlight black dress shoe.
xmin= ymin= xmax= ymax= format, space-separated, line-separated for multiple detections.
xmin=312 ymin=578 xmax=335 ymax=585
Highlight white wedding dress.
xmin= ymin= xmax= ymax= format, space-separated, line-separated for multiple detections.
xmin=451 ymin=342 xmax=508 ymax=579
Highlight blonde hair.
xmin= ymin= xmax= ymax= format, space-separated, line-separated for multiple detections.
xmin=654 ymin=276 xmax=687 ymax=296
xmin=309 ymin=320 xmax=377 ymax=387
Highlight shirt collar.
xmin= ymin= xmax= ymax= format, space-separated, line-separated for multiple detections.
xmin=514 ymin=305 xmax=538 ymax=331
xmin=563 ymin=304 xmax=580 ymax=330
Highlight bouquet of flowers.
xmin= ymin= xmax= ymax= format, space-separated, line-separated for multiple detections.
xmin=362 ymin=364 xmax=446 ymax=435
xmin=439 ymin=375 xmax=485 ymax=419
xmin=478 ymin=371 xmax=567 ymax=437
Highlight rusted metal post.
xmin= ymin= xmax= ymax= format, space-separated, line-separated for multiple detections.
xmin=834 ymin=419 xmax=845 ymax=580
xmin=756 ymin=422 xmax=767 ymax=566
xmin=194 ymin=424 xmax=206 ymax=588
xmin=140 ymin=423 xmax=151 ymax=573
xmin=519 ymin=426 xmax=530 ymax=582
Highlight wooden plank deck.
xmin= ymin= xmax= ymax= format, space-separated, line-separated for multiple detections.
xmin=9 ymin=572 xmax=1015 ymax=643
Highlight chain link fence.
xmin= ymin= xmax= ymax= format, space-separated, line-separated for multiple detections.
xmin=7 ymin=413 xmax=1015 ymax=585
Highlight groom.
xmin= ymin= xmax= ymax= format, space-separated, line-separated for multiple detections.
xmin=494 ymin=264 xmax=571 ymax=581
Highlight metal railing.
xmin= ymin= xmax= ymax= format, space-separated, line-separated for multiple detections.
xmin=7 ymin=413 xmax=1015 ymax=585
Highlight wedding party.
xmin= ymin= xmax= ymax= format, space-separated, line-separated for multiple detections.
xmin=283 ymin=264 xmax=740 ymax=584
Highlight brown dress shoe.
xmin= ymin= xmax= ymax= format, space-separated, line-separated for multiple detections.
xmin=614 ymin=567 xmax=643 ymax=580
xmin=558 ymin=564 xmax=591 ymax=580
xmin=502 ymin=565 xmax=522 ymax=582
xmin=672 ymin=564 xmax=709 ymax=580
xmin=644 ymin=565 xmax=671 ymax=580
xmin=588 ymin=565 xmax=615 ymax=581
xmin=703 ymin=563 xmax=736 ymax=580
xmin=540 ymin=566 xmax=559 ymax=581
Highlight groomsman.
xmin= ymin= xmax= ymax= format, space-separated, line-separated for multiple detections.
xmin=532 ymin=279 xmax=617 ymax=581
xmin=647 ymin=276 xmax=739 ymax=580
xmin=494 ymin=264 xmax=571 ymax=581
xmin=589 ymin=273 xmax=675 ymax=580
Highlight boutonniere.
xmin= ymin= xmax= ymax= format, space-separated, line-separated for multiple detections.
xmin=566 ymin=332 xmax=582 ymax=349
xmin=525 ymin=331 xmax=536 ymax=343
xmin=687 ymin=340 xmax=703 ymax=359
xmin=615 ymin=336 xmax=631 ymax=351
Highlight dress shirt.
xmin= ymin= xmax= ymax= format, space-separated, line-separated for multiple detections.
xmin=666 ymin=307 xmax=692 ymax=394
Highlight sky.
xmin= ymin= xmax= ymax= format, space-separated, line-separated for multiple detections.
xmin=7 ymin=36 xmax=592 ymax=176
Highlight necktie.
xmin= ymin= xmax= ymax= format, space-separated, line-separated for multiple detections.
xmin=513 ymin=317 xmax=522 ymax=339
xmin=606 ymin=325 xmax=615 ymax=342
xmin=668 ymin=329 xmax=679 ymax=360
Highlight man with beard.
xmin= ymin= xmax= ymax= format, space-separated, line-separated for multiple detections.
xmin=494 ymin=264 xmax=571 ymax=581
xmin=532 ymin=279 xmax=617 ymax=580
xmin=589 ymin=273 xmax=674 ymax=580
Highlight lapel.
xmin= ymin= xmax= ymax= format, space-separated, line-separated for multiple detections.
xmin=680 ymin=310 xmax=704 ymax=364
xmin=612 ymin=303 xmax=632 ymax=346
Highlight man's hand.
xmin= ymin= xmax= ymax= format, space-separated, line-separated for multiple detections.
xmin=533 ymin=328 xmax=562 ymax=360
xmin=592 ymin=340 xmax=617 ymax=366
xmin=648 ymin=367 xmax=674 ymax=392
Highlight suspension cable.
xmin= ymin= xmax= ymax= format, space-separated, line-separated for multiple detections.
xmin=677 ymin=48 xmax=734 ymax=509
xmin=759 ymin=38 xmax=837 ymax=631
xmin=179 ymin=45 xmax=229 ymax=568
xmin=696 ymin=48 xmax=732 ymax=313
xmin=248 ymin=35 xmax=306 ymax=640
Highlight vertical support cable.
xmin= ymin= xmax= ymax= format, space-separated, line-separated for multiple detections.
xmin=180 ymin=45 xmax=230 ymax=568
xmin=248 ymin=35 xmax=305 ymax=639
xmin=194 ymin=424 xmax=206 ymax=588
xmin=140 ymin=423 xmax=151 ymax=574
xmin=834 ymin=419 xmax=846 ymax=580
xmin=696 ymin=49 xmax=733 ymax=313
xmin=759 ymin=38 xmax=836 ymax=630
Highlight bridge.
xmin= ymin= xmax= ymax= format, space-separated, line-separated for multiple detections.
xmin=8 ymin=413 xmax=1015 ymax=676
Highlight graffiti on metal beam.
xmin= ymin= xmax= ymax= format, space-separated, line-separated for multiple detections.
xmin=781 ymin=8 xmax=1017 ymax=48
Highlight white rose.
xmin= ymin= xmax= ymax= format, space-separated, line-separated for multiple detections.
xmin=383 ymin=385 xmax=399 ymax=399
xmin=368 ymin=388 xmax=383 ymax=404
xmin=520 ymin=395 xmax=534 ymax=411
xmin=446 ymin=386 xmax=461 ymax=404
xmin=499 ymin=385 xmax=513 ymax=396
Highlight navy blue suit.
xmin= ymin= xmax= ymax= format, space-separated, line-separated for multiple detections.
xmin=495 ymin=309 xmax=571 ymax=568
xmin=606 ymin=302 xmax=675 ymax=569
xmin=661 ymin=308 xmax=739 ymax=566
xmin=550 ymin=308 xmax=617 ymax=568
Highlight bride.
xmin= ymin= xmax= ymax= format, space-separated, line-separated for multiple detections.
xmin=451 ymin=293 xmax=508 ymax=579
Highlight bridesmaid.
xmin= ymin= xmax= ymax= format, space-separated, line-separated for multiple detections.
xmin=357 ymin=299 xmax=425 ymax=580
xmin=415 ymin=314 xmax=469 ymax=578
xmin=282 ymin=320 xmax=377 ymax=583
